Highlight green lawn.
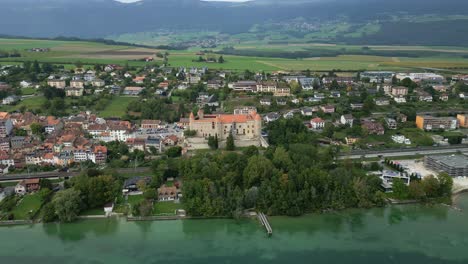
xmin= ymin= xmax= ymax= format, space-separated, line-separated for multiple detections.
xmin=153 ymin=201 xmax=184 ymax=215
xmin=0 ymin=96 xmax=46 ymax=112
xmin=21 ymin=87 xmax=37 ymax=95
xmin=127 ymin=194 xmax=144 ymax=206
xmin=0 ymin=181 xmax=20 ymax=187
xmin=11 ymin=194 xmax=42 ymax=220
xmin=99 ymin=96 xmax=139 ymax=118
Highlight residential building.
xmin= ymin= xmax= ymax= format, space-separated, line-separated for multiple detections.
xmin=299 ymin=77 xmax=319 ymax=90
xmin=207 ymin=80 xmax=222 ymax=89
xmin=47 ymin=79 xmax=66 ymax=89
xmin=361 ymin=71 xmax=394 ymax=83
xmin=416 ymin=90 xmax=433 ymax=102
xmin=439 ymin=94 xmax=449 ymax=102
xmin=70 ymin=80 xmax=85 ymax=89
xmin=133 ymin=76 xmax=146 ymax=84
xmin=15 ymin=178 xmax=40 ymax=195
xmin=457 ymin=114 xmax=468 ymax=128
xmin=141 ymin=120 xmax=163 ymax=129
xmin=385 ymin=118 xmax=398 ymax=129
xmin=396 ymin=73 xmax=444 ymax=83
xmin=416 ymin=115 xmax=458 ymax=131
xmin=392 ymin=135 xmax=411 ymax=145
xmin=276 ymin=98 xmax=287 ymax=106
xmin=196 ymin=93 xmax=219 ymax=107
xmin=323 ymin=77 xmax=354 ymax=85
xmin=2 ymin=95 xmax=20 ymax=105
xmin=274 ymin=86 xmax=291 ymax=97
xmin=391 ymin=86 xmax=408 ymax=97
xmin=91 ymin=145 xmax=107 ymax=164
xmin=146 ymin=136 xmax=162 ymax=153
xmin=45 ymin=116 xmax=63 ymax=134
xmin=123 ymin=86 xmax=144 ymax=96
xmin=188 ymin=75 xmax=201 ymax=84
xmin=233 ymin=106 xmax=257 ymax=115
xmin=320 ymin=105 xmax=335 ymax=113
xmin=91 ymin=79 xmax=105 ymax=87
xmin=345 ymin=137 xmax=359 ymax=145
xmin=378 ymin=170 xmax=410 ymax=193
xmin=256 ymin=81 xmax=277 ymax=93
xmin=374 ymin=98 xmax=390 ymax=106
xmin=350 ymin=103 xmax=364 ymax=110
xmin=264 ymin=112 xmax=280 ymax=123
xmin=260 ymin=98 xmax=272 ymax=106
xmin=10 ymin=136 xmax=26 ymax=149
xmin=157 ymin=185 xmax=180 ymax=201
xmin=231 ymin=81 xmax=257 ymax=92
xmin=340 ymin=114 xmax=354 ymax=127
xmin=424 ymin=155 xmax=468 ymax=177
xmin=65 ymin=87 xmax=84 ymax=97
xmin=282 ymin=76 xmax=306 ymax=83
xmin=394 ymin=96 xmax=407 ymax=104
xmin=0 ymin=138 xmax=9 ymax=152
xmin=301 ymin=107 xmax=314 ymax=117
xmin=0 ymin=119 xmax=13 ymax=137
xmin=310 ymin=117 xmax=325 ymax=130
xmin=0 ymin=152 xmax=14 ymax=167
xmin=122 ymin=176 xmax=151 ymax=194
xmin=361 ymin=120 xmax=385 ymax=135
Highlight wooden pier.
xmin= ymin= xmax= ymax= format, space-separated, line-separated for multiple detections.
xmin=258 ymin=212 xmax=273 ymax=236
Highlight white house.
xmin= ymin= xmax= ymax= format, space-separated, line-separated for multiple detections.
xmin=340 ymin=114 xmax=354 ymax=127
xmin=264 ymin=112 xmax=280 ymax=123
xmin=310 ymin=117 xmax=325 ymax=130
xmin=2 ymin=96 xmax=20 ymax=105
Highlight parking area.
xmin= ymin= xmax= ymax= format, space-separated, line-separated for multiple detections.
xmin=393 ymin=159 xmax=438 ymax=178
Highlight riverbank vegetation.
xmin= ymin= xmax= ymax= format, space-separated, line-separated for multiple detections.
xmin=391 ymin=174 xmax=453 ymax=203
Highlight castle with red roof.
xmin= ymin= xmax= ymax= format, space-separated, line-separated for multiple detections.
xmin=189 ymin=109 xmax=262 ymax=141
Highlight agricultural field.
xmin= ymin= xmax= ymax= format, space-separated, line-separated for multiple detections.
xmin=2 ymin=38 xmax=468 ymax=72
xmin=167 ymin=51 xmax=468 ymax=72
xmin=0 ymin=38 xmax=161 ymax=66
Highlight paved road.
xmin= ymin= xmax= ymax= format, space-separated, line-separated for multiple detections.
xmin=0 ymin=167 xmax=151 ymax=182
xmin=339 ymin=145 xmax=468 ymax=159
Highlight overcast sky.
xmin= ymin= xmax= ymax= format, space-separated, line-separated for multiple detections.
xmin=116 ymin=0 xmax=250 ymax=2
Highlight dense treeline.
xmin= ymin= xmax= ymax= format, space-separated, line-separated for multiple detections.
xmin=180 ymin=146 xmax=385 ymax=217
xmin=218 ymin=46 xmax=467 ymax=60
xmin=344 ymin=20 xmax=468 ymax=46
xmin=0 ymin=50 xmax=21 ymax=58
xmin=126 ymin=98 xmax=181 ymax=122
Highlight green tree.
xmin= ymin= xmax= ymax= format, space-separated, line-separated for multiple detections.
xmin=138 ymin=200 xmax=153 ymax=216
xmin=30 ymin=123 xmax=44 ymax=136
xmin=166 ymin=146 xmax=182 ymax=158
xmin=422 ymin=175 xmax=441 ymax=198
xmin=437 ymin=173 xmax=453 ymax=197
xmin=392 ymin=178 xmax=409 ymax=199
xmin=208 ymin=135 xmax=219 ymax=150
xmin=226 ymin=133 xmax=235 ymax=151
xmin=243 ymin=155 xmax=277 ymax=188
xmin=408 ymin=181 xmax=426 ymax=200
xmin=42 ymin=203 xmax=57 ymax=223
xmin=218 ymin=56 xmax=225 ymax=63
xmin=53 ymin=189 xmax=82 ymax=222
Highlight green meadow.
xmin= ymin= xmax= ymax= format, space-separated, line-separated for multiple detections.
xmin=1 ymin=38 xmax=468 ymax=72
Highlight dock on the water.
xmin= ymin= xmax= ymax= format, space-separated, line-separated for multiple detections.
xmin=258 ymin=212 xmax=273 ymax=236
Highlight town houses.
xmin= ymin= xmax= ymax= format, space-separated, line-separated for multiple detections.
xmin=0 ymin=110 xmax=184 ymax=172
xmin=0 ymin=62 xmax=466 ymax=175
